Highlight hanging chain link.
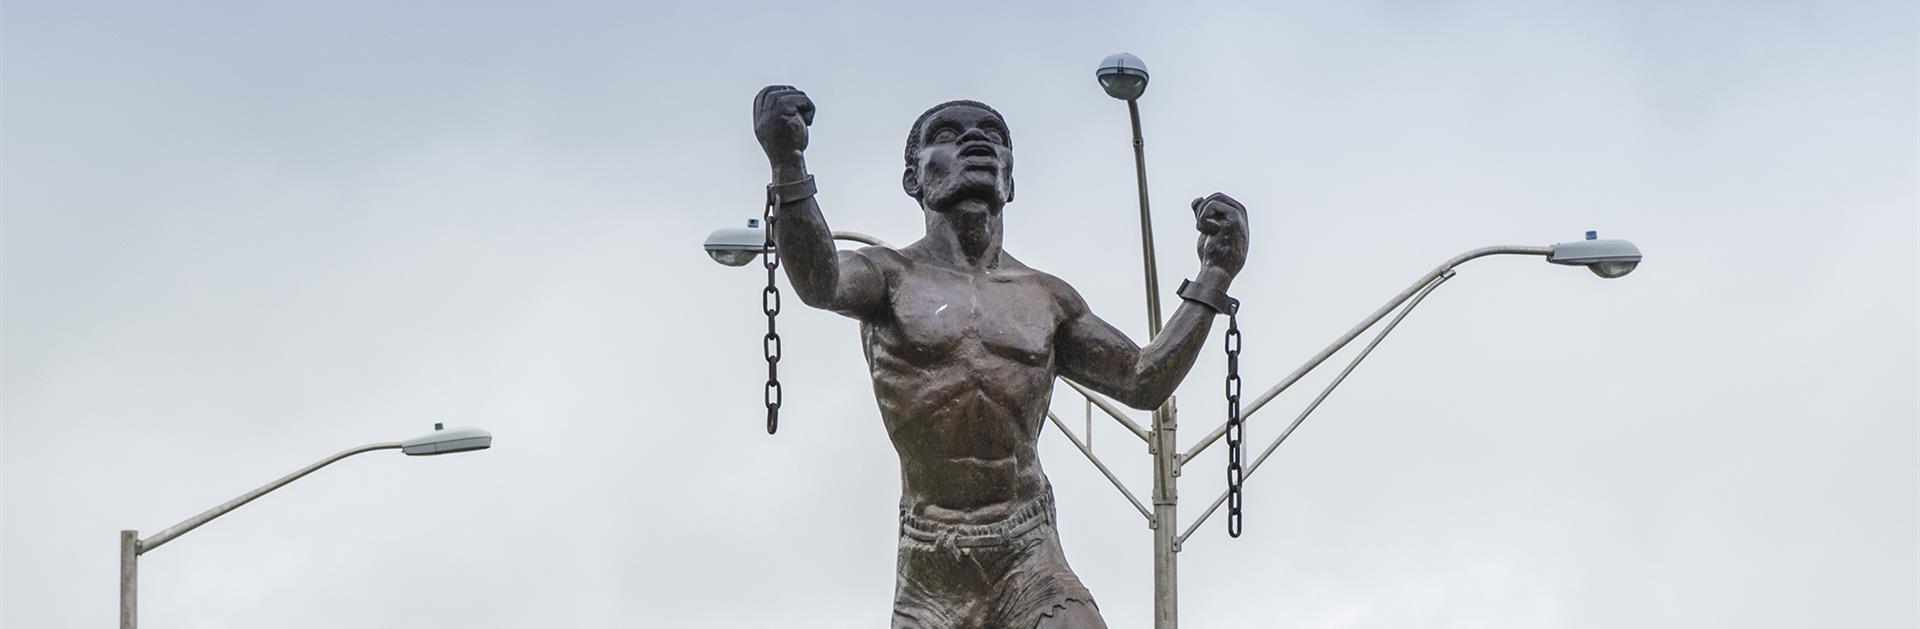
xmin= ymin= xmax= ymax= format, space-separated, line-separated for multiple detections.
xmin=1224 ymin=297 xmax=1244 ymax=537
xmin=762 ymin=193 xmax=783 ymax=434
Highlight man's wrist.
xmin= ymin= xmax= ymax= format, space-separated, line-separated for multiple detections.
xmin=1194 ymin=266 xmax=1235 ymax=292
xmin=770 ymin=155 xmax=808 ymax=183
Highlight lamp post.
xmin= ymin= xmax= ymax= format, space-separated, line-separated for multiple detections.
xmin=119 ymin=424 xmax=492 ymax=629
xmin=1095 ymin=50 xmax=1186 ymax=629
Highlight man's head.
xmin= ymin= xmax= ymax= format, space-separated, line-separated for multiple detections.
xmin=902 ymin=100 xmax=1014 ymax=211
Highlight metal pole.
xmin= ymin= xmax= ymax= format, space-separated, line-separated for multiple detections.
xmin=120 ymin=530 xmax=138 ymax=629
xmin=1127 ymin=96 xmax=1181 ymax=629
xmin=1085 ymin=398 xmax=1093 ymax=450
xmin=1151 ymin=401 xmax=1178 ymax=629
xmin=140 ymin=442 xmax=402 ymax=553
xmin=1128 ymin=99 xmax=1164 ymax=338
xmin=124 ymin=441 xmax=404 ymax=627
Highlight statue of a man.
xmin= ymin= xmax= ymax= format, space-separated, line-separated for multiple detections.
xmin=753 ymin=85 xmax=1249 ymax=629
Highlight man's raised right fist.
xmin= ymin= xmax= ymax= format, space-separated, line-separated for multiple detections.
xmin=754 ymin=85 xmax=815 ymax=166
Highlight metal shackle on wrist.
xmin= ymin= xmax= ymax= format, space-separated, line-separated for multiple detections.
xmin=767 ymin=175 xmax=817 ymax=205
xmin=1176 ymin=278 xmax=1235 ymax=314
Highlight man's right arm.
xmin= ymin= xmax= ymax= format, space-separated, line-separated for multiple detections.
xmin=755 ymin=85 xmax=889 ymax=320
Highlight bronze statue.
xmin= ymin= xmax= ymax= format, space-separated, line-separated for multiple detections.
xmin=753 ymin=85 xmax=1250 ymax=629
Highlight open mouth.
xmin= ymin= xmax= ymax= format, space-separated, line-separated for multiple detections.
xmin=960 ymin=144 xmax=997 ymax=159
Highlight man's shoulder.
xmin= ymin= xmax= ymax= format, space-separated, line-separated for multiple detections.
xmin=848 ymin=244 xmax=909 ymax=272
xmin=997 ymin=254 xmax=1088 ymax=310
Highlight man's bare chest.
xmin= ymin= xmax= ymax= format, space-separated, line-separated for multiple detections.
xmin=875 ymin=268 xmax=1059 ymax=368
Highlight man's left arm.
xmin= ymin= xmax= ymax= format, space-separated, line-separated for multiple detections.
xmin=1056 ymin=193 xmax=1250 ymax=411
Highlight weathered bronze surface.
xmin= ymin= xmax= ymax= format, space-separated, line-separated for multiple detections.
xmin=753 ymin=85 xmax=1249 ymax=629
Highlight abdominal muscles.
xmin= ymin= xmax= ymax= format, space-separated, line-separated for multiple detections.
xmin=868 ymin=339 xmax=1057 ymax=521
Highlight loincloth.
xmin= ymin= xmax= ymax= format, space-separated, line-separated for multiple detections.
xmin=891 ymin=491 xmax=1101 ymax=629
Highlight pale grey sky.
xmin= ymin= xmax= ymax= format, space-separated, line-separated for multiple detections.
xmin=3 ymin=1 xmax=1914 ymax=628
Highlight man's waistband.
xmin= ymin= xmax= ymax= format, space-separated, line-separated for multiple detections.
xmin=899 ymin=492 xmax=1054 ymax=549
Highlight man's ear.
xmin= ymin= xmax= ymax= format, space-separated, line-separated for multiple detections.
xmin=902 ymin=166 xmax=921 ymax=199
xmin=1006 ymin=176 xmax=1015 ymax=204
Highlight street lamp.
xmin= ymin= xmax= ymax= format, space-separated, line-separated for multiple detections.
xmin=704 ymin=220 xmax=766 ymax=267
xmin=402 ymin=423 xmax=494 ymax=455
xmin=120 ymin=423 xmax=493 ymax=629
xmin=1549 ymin=230 xmax=1643 ymax=278
xmin=1096 ymin=52 xmax=1150 ymax=101
xmin=702 ymin=220 xmax=892 ymax=266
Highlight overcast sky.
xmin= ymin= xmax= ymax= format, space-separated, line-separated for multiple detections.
xmin=3 ymin=1 xmax=1914 ymax=628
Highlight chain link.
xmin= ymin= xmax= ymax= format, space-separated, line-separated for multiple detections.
xmin=762 ymin=193 xmax=783 ymax=434
xmin=1224 ymin=297 xmax=1243 ymax=537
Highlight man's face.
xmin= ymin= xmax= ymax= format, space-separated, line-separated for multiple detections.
xmin=909 ymin=105 xmax=1013 ymax=211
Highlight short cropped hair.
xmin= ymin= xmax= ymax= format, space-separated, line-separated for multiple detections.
xmin=904 ymin=100 xmax=1010 ymax=166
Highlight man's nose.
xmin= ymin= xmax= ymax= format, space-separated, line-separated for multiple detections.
xmin=958 ymin=127 xmax=991 ymax=143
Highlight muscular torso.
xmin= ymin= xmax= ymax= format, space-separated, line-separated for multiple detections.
xmin=861 ymin=245 xmax=1070 ymax=524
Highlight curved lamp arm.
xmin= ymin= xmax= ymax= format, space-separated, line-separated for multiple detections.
xmin=137 ymin=442 xmax=402 ymax=555
xmin=831 ymin=230 xmax=891 ymax=248
xmin=1183 ymin=245 xmax=1550 ymax=462
xmin=1179 ymin=269 xmax=1457 ymax=546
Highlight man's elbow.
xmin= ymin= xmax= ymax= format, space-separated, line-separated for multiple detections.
xmin=1115 ymin=380 xmax=1174 ymax=410
xmin=785 ymin=275 xmax=840 ymax=310
xmin=793 ymin=287 xmax=835 ymax=310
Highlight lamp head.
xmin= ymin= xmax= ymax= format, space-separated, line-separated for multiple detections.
xmin=1548 ymin=231 xmax=1642 ymax=278
xmin=704 ymin=219 xmax=766 ymax=266
xmin=401 ymin=424 xmax=492 ymax=456
xmin=1096 ymin=52 xmax=1149 ymax=101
